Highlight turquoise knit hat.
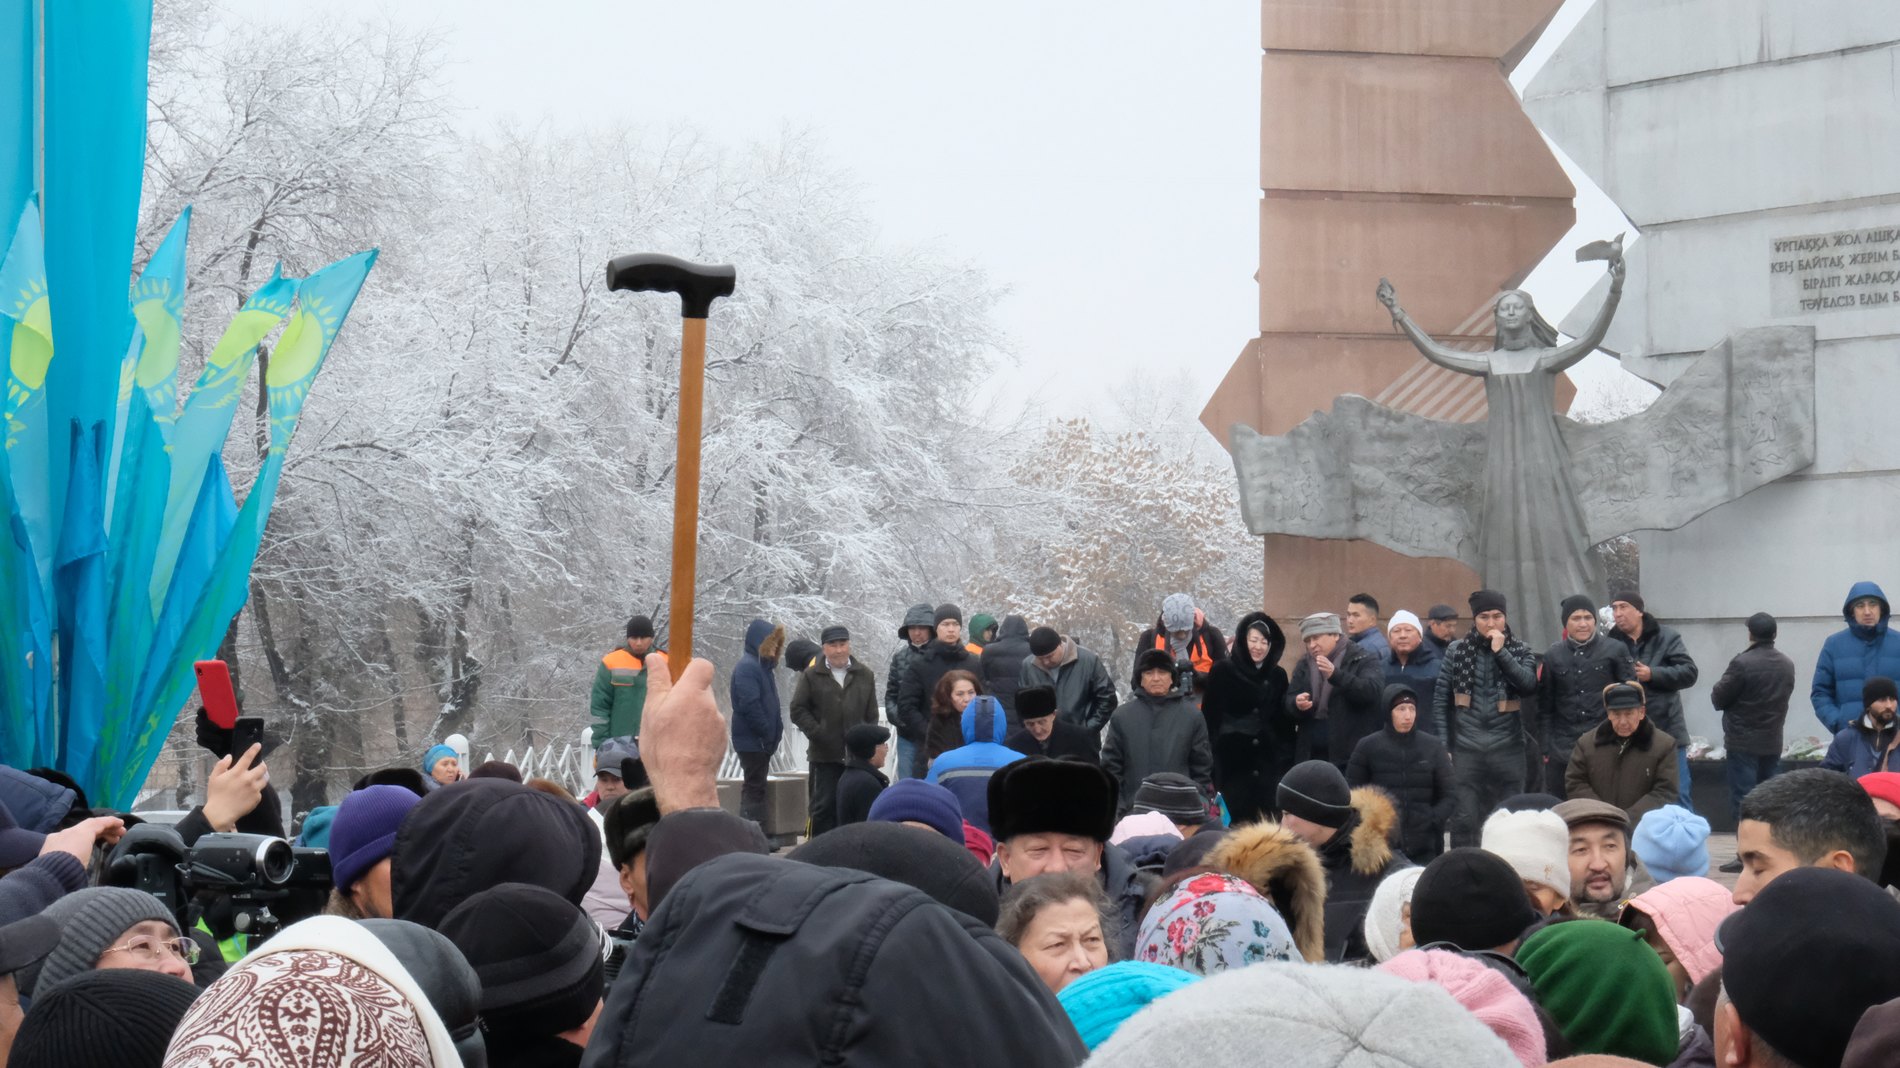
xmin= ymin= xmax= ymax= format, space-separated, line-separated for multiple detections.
xmin=1057 ymin=961 xmax=1200 ymax=1050
xmin=422 ymin=744 xmax=457 ymax=775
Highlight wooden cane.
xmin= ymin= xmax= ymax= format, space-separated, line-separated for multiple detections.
xmin=605 ymin=254 xmax=736 ymax=663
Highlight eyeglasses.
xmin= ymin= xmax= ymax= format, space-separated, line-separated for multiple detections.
xmin=103 ymin=934 xmax=201 ymax=966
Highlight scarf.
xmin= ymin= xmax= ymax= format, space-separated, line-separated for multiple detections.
xmin=1134 ymin=872 xmax=1295 ymax=976
xmin=164 ymin=916 xmax=459 ymax=1068
xmin=1444 ymin=625 xmax=1533 ymax=701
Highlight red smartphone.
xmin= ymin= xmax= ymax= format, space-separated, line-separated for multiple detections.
xmin=194 ymin=660 xmax=239 ymax=729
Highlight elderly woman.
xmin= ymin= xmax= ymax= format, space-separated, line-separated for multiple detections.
xmin=23 ymin=888 xmax=198 ymax=996
xmin=996 ymin=872 xmax=1114 ymax=994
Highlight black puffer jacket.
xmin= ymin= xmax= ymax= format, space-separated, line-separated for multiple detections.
xmin=885 ymin=603 xmax=936 ymax=743
xmin=1540 ymin=633 xmax=1635 ymax=760
xmin=898 ymin=640 xmax=978 ymax=757
xmin=980 ymin=616 xmax=1032 ymax=724
xmin=1313 ymin=788 xmax=1410 ymax=963
xmin=1710 ymin=641 xmax=1797 ymax=756
xmin=1610 ymin=614 xmax=1700 ymax=748
xmin=1346 ymin=686 xmax=1455 ymax=861
xmin=1430 ymin=629 xmax=1540 ymax=755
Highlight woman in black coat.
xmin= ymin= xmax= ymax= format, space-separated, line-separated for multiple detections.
xmin=1346 ymin=683 xmax=1455 ymax=862
xmin=1201 ymin=612 xmax=1291 ymax=824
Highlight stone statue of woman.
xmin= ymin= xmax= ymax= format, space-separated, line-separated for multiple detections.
xmin=1373 ymin=236 xmax=1625 ymax=624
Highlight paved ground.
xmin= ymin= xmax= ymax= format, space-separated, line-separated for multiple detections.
xmin=1704 ymin=832 xmax=1740 ymax=891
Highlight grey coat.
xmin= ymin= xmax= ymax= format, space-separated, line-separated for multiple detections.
xmin=1540 ymin=633 xmax=1635 ymax=760
xmin=1017 ymin=637 xmax=1119 ymax=735
xmin=1611 ymin=615 xmax=1700 ymax=747
xmin=789 ymin=658 xmax=880 ymax=765
xmin=1101 ymin=691 xmax=1214 ymax=816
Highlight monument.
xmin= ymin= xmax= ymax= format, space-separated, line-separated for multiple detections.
xmin=1228 ymin=240 xmax=1817 ymax=652
xmin=1197 ymin=0 xmax=1581 ymax=627
xmin=1520 ymin=1 xmax=1900 ymax=746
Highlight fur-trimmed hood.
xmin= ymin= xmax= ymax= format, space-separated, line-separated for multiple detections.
xmin=1339 ymin=787 xmax=1400 ymax=877
xmin=1205 ymin=822 xmax=1327 ymax=962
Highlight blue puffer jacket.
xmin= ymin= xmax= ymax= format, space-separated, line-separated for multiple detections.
xmin=927 ymin=696 xmax=1022 ymax=834
xmin=729 ymin=618 xmax=786 ymax=754
xmin=1812 ymin=582 xmax=1900 ymax=734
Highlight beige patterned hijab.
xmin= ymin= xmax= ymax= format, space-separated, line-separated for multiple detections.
xmin=163 ymin=916 xmax=460 ymax=1067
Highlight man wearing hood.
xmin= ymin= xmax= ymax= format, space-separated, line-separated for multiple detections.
xmin=987 ymin=758 xmax=1152 ymax=960
xmin=1609 ymin=590 xmax=1700 ymax=809
xmin=1135 ymin=592 xmax=1227 ymax=698
xmin=897 ymin=604 xmax=980 ymax=777
xmin=1019 ymin=626 xmax=1118 ymax=742
xmin=1102 ymin=650 xmax=1214 ymax=819
xmin=927 ymin=696 xmax=1023 ymax=835
xmin=1347 ymin=684 xmax=1454 ymax=863
xmin=1203 ymin=612 xmax=1291 ymax=824
xmin=1814 ymin=581 xmax=1900 ymax=735
xmin=886 ymin=602 xmax=936 ymax=780
xmin=730 ymin=618 xmax=787 ymax=826
xmin=1431 ymin=590 xmax=1540 ymax=848
xmin=1541 ymin=594 xmax=1635 ymax=796
xmin=1275 ymin=760 xmax=1410 ymax=962
xmin=980 ymin=615 xmax=1033 ymax=724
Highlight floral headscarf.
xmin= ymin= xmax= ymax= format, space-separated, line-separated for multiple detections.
xmin=1134 ymin=872 xmax=1295 ymax=975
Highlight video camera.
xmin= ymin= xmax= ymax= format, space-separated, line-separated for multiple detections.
xmin=1169 ymin=657 xmax=1197 ymax=699
xmin=107 ymin=825 xmax=331 ymax=945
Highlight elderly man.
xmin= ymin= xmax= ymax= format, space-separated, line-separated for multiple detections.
xmin=1287 ymin=612 xmax=1385 ymax=770
xmin=1002 ymin=685 xmax=1099 ymax=763
xmin=1431 ymin=590 xmax=1540 ymax=847
xmin=1018 ymin=626 xmax=1118 ymax=742
xmin=1552 ymin=797 xmax=1653 ymax=920
xmin=987 ymin=758 xmax=1150 ymax=958
xmin=1424 ymin=604 xmax=1460 ymax=655
xmin=1609 ymin=589 xmax=1700 ymax=810
xmin=1565 ymin=682 xmax=1679 ymax=823
xmin=789 ymin=625 xmax=880 ymax=836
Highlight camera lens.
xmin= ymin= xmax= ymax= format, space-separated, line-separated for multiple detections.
xmin=254 ymin=838 xmax=294 ymax=886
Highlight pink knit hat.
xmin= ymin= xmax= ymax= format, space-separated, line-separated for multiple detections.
xmin=1379 ymin=948 xmax=1547 ymax=1067
xmin=1622 ymin=875 xmax=1737 ymax=985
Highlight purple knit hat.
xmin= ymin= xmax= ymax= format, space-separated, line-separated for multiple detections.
xmin=330 ymin=785 xmax=423 ymax=892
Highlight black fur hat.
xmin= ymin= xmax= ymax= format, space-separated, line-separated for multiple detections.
xmin=1132 ymin=648 xmax=1176 ymax=685
xmin=987 ymin=758 xmax=1116 ymax=843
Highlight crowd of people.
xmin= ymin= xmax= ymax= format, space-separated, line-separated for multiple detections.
xmin=0 ymin=581 xmax=1891 ymax=1065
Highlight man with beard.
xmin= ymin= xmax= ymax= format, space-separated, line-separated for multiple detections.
xmin=1552 ymin=797 xmax=1653 ymax=919
xmin=1822 ymin=677 xmax=1900 ymax=778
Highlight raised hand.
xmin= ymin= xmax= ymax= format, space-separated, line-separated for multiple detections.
xmin=638 ymin=651 xmax=726 ymax=813
xmin=1376 ymin=277 xmax=1398 ymax=311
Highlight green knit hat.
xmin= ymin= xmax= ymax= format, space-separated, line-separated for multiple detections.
xmin=1517 ymin=920 xmax=1677 ymax=1065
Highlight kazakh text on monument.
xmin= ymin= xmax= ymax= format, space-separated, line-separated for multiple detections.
xmin=1770 ymin=225 xmax=1900 ymax=316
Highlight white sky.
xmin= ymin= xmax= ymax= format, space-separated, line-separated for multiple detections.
xmin=259 ymin=0 xmax=1634 ymax=436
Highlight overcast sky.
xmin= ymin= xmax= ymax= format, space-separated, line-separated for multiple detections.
xmin=275 ymin=0 xmax=1629 ymax=436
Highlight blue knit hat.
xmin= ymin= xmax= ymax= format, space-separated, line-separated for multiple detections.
xmin=1057 ymin=961 xmax=1200 ymax=1050
xmin=295 ymin=804 xmax=338 ymax=848
xmin=330 ymin=785 xmax=423 ymax=892
xmin=866 ymin=779 xmax=963 ymax=844
xmin=422 ymin=744 xmax=458 ymax=776
xmin=1632 ymin=804 xmax=1710 ymax=883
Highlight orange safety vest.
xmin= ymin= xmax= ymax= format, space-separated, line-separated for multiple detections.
xmin=1152 ymin=630 xmax=1215 ymax=677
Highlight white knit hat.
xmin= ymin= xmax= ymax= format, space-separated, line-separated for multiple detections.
xmin=1387 ymin=609 xmax=1423 ymax=637
xmin=1480 ymin=809 xmax=1572 ymax=899
xmin=1363 ymin=866 xmax=1426 ymax=963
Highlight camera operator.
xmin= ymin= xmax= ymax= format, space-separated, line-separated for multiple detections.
xmin=1100 ymin=649 xmax=1213 ymax=819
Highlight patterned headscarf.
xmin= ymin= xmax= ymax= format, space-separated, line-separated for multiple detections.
xmin=1134 ymin=872 xmax=1295 ymax=976
xmin=163 ymin=916 xmax=458 ymax=1068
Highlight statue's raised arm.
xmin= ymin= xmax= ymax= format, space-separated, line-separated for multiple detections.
xmin=1540 ymin=237 xmax=1626 ymax=374
xmin=1376 ymin=277 xmax=1490 ymax=376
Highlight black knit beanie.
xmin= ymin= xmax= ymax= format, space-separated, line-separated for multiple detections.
xmin=1468 ymin=589 xmax=1507 ymax=617
xmin=1276 ymin=760 xmax=1353 ymax=829
xmin=438 ymin=882 xmax=604 ymax=1038
xmin=10 ymin=967 xmax=200 ymax=1068
xmin=1559 ymin=594 xmax=1597 ymax=625
xmin=1410 ymin=848 xmax=1540 ymax=951
xmin=1866 ymin=677 xmax=1900 ymax=708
